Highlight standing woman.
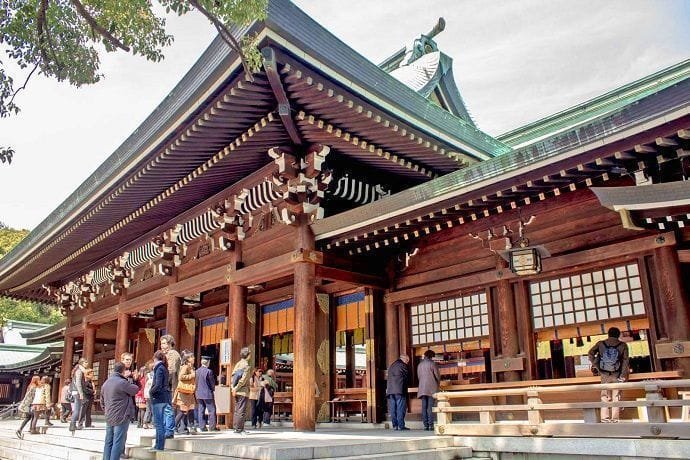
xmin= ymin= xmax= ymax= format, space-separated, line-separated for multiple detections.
xmin=42 ymin=376 xmax=54 ymax=427
xmin=248 ymin=368 xmax=263 ymax=429
xmin=149 ymin=350 xmax=170 ymax=452
xmin=59 ymin=378 xmax=72 ymax=423
xmin=135 ymin=366 xmax=148 ymax=428
xmin=16 ymin=376 xmax=40 ymax=439
xmin=143 ymin=360 xmax=154 ymax=429
xmin=79 ymin=369 xmax=95 ymax=428
xmin=69 ymin=358 xmax=87 ymax=433
xmin=173 ymin=350 xmax=196 ymax=434
xmin=29 ymin=376 xmax=48 ymax=434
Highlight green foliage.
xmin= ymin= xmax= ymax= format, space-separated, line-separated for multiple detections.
xmin=0 ymin=225 xmax=29 ymax=258
xmin=0 ymin=0 xmax=268 ymax=163
xmin=0 ymin=223 xmax=61 ymax=325
xmin=0 ymin=296 xmax=62 ymax=324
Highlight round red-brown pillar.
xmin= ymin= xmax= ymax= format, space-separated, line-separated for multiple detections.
xmin=229 ymin=284 xmax=247 ymax=365
xmin=496 ymin=258 xmax=520 ymax=381
xmin=293 ymin=216 xmax=316 ymax=431
xmin=61 ymin=335 xmax=75 ymax=386
xmin=166 ymin=296 xmax=182 ymax=346
xmin=115 ymin=311 xmax=130 ymax=358
xmin=385 ymin=301 xmax=399 ymax=366
xmin=82 ymin=325 xmax=97 ymax=367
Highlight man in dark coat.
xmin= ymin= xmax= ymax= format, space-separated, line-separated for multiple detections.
xmin=386 ymin=354 xmax=410 ymax=430
xmin=417 ymin=349 xmax=440 ymax=431
xmin=195 ymin=357 xmax=218 ymax=431
xmin=101 ymin=362 xmax=140 ymax=460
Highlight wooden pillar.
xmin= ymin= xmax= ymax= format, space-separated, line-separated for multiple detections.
xmin=61 ymin=335 xmax=74 ymax=387
xmin=652 ymin=245 xmax=690 ymax=375
xmin=83 ymin=325 xmax=97 ymax=367
xmin=115 ymin=311 xmax=130 ymax=358
xmin=293 ymin=215 xmax=316 ymax=431
xmin=229 ymin=284 xmax=247 ymax=365
xmin=345 ymin=331 xmax=355 ymax=387
xmin=496 ymin=258 xmax=520 ymax=382
xmin=366 ymin=289 xmax=387 ymax=423
xmin=166 ymin=296 xmax=182 ymax=346
xmin=385 ymin=301 xmax=399 ymax=367
xmin=515 ymin=279 xmax=537 ymax=380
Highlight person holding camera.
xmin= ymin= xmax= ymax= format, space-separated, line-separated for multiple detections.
xmin=588 ymin=327 xmax=630 ymax=423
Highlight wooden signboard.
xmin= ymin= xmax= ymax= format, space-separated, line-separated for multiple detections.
xmin=220 ymin=338 xmax=232 ymax=366
xmin=656 ymin=341 xmax=690 ymax=359
xmin=491 ymin=356 xmax=526 ymax=373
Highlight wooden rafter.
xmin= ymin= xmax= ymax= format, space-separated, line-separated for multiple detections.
xmin=261 ymin=47 xmax=302 ymax=145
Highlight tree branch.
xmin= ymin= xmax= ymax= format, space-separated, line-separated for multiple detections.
xmin=8 ymin=63 xmax=39 ymax=108
xmin=69 ymin=0 xmax=130 ymax=52
xmin=188 ymin=0 xmax=254 ymax=81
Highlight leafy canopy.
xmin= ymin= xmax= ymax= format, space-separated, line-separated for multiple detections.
xmin=0 ymin=222 xmax=62 ymax=325
xmin=0 ymin=0 xmax=268 ymax=164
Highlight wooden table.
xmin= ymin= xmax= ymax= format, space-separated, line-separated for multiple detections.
xmin=329 ymin=398 xmax=367 ymax=422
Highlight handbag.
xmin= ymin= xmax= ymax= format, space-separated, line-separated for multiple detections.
xmin=177 ymin=380 xmax=195 ymax=394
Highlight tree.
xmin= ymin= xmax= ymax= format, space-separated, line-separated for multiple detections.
xmin=0 ymin=0 xmax=268 ymax=164
xmin=0 ymin=223 xmax=63 ymax=331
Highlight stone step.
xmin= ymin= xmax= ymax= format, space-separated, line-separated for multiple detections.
xmin=0 ymin=435 xmax=100 ymax=460
xmin=154 ymin=435 xmax=456 ymax=459
xmin=0 ymin=443 xmax=65 ymax=460
xmin=328 ymin=446 xmax=473 ymax=460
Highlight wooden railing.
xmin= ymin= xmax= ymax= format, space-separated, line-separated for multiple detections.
xmin=435 ymin=379 xmax=690 ymax=439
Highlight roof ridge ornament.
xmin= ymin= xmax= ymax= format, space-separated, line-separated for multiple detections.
xmin=404 ymin=17 xmax=445 ymax=66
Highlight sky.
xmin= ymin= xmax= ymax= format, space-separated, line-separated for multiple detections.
xmin=0 ymin=0 xmax=689 ymax=231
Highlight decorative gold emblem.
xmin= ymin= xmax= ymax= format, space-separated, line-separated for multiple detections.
xmin=316 ymin=294 xmax=329 ymax=314
xmin=183 ymin=318 xmax=195 ymax=336
xmin=317 ymin=339 xmax=329 ymax=375
xmin=247 ymin=303 xmax=257 ymax=325
xmin=673 ymin=342 xmax=685 ymax=354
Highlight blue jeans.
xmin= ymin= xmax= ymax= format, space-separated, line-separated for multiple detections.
xmin=197 ymin=399 xmax=216 ymax=430
xmin=387 ymin=394 xmax=407 ymax=429
xmin=163 ymin=403 xmax=175 ymax=436
xmin=420 ymin=395 xmax=434 ymax=428
xmin=152 ymin=402 xmax=167 ymax=450
xmin=103 ymin=419 xmax=129 ymax=460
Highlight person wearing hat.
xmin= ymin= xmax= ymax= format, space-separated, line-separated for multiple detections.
xmin=195 ymin=356 xmax=217 ymax=431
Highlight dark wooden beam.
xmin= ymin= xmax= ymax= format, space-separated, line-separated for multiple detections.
xmin=315 ymin=266 xmax=388 ymax=290
xmin=262 ymin=47 xmax=302 ymax=145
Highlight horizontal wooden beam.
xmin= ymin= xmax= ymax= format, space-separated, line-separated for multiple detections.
xmin=437 ymin=422 xmax=690 ymax=439
xmin=315 ymin=266 xmax=388 ymax=290
xmin=385 ymin=232 xmax=675 ymax=304
xmin=679 ymin=249 xmax=690 ymax=264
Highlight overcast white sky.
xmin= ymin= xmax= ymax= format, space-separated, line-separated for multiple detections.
xmin=1 ymin=0 xmax=689 ymax=231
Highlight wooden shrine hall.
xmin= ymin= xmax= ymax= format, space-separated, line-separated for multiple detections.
xmin=1 ymin=0 xmax=689 ymax=432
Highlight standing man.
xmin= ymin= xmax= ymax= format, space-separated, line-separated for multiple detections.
xmin=417 ymin=350 xmax=440 ymax=431
xmin=160 ymin=335 xmax=181 ymax=438
xmin=588 ymin=327 xmax=630 ymax=423
xmin=386 ymin=354 xmax=410 ymax=431
xmin=69 ymin=358 xmax=88 ymax=434
xmin=101 ymin=362 xmax=140 ymax=460
xmin=230 ymin=347 xmax=251 ymax=433
xmin=195 ymin=357 xmax=217 ymax=432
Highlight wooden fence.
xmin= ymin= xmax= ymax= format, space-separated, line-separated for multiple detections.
xmin=435 ymin=379 xmax=690 ymax=438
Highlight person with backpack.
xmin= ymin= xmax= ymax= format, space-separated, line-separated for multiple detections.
xmin=588 ymin=327 xmax=630 ymax=422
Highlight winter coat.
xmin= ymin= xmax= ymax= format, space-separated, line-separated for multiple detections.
xmin=149 ymin=361 xmax=171 ymax=405
xmin=100 ymin=372 xmax=139 ymax=426
xmin=195 ymin=366 xmax=216 ymax=400
xmin=386 ymin=359 xmax=409 ymax=396
xmin=231 ymin=358 xmax=250 ymax=396
xmin=416 ymin=357 xmax=440 ymax=398
xmin=19 ymin=386 xmax=37 ymax=414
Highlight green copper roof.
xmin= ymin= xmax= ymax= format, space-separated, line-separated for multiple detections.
xmin=498 ymin=59 xmax=690 ymax=148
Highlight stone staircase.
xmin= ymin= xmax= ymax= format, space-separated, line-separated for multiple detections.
xmin=130 ymin=434 xmax=485 ymax=460
xmin=0 ymin=426 xmax=101 ymax=460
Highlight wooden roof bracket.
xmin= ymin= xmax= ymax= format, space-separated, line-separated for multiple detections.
xmin=262 ymin=47 xmax=303 ymax=146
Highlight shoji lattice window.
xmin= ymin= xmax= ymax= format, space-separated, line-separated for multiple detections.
xmin=530 ymin=263 xmax=645 ymax=330
xmin=411 ymin=292 xmax=489 ymax=346
xmin=107 ymin=359 xmax=115 ymax=378
xmin=91 ymin=362 xmax=100 ymax=383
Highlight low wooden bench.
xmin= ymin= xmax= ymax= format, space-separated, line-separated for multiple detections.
xmin=272 ymin=391 xmax=292 ymax=421
xmin=330 ymin=388 xmax=367 ymax=422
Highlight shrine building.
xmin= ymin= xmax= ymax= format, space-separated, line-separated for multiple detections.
xmin=1 ymin=0 xmax=689 ymax=431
